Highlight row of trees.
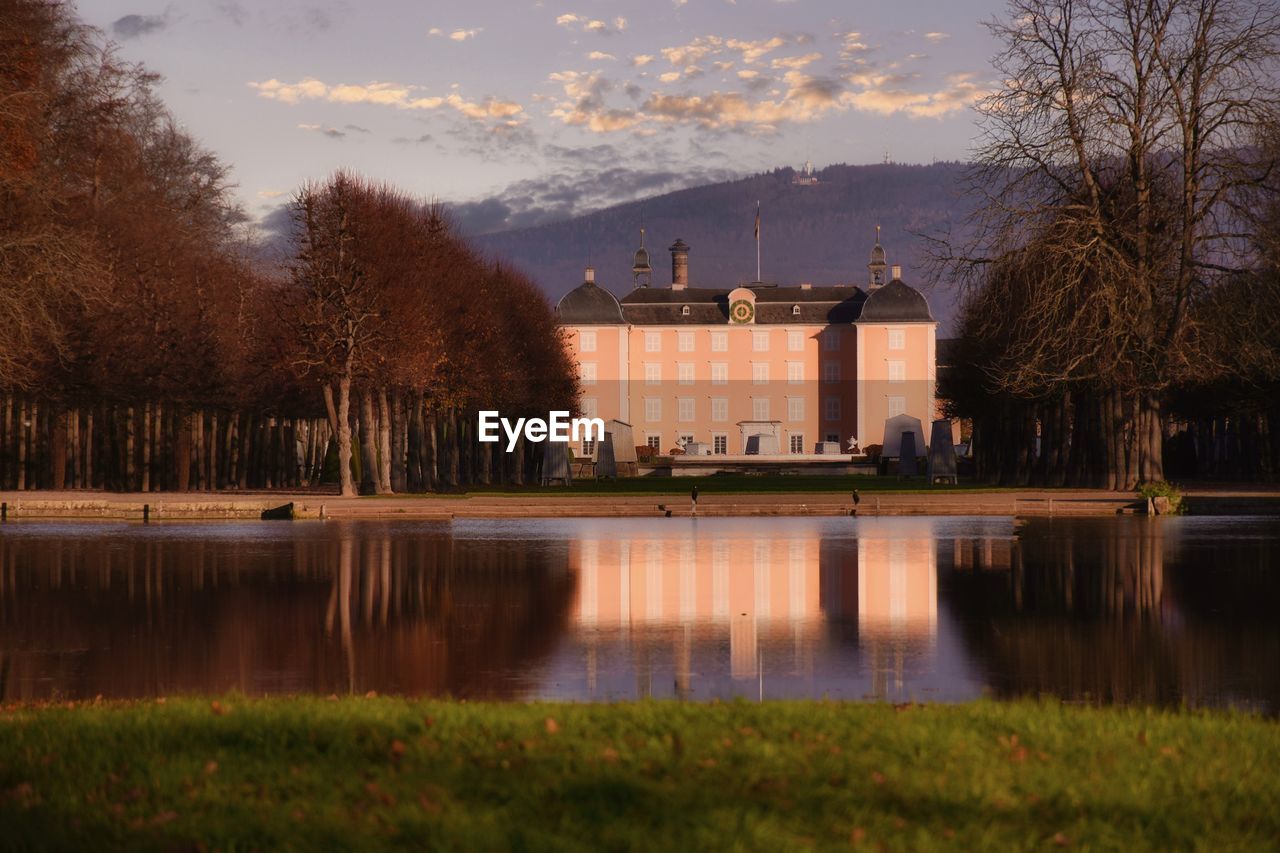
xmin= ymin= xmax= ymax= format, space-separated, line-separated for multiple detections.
xmin=0 ymin=0 xmax=576 ymax=494
xmin=944 ymin=0 xmax=1280 ymax=487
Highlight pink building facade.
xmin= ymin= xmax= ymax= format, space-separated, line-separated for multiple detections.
xmin=556 ymin=233 xmax=937 ymax=458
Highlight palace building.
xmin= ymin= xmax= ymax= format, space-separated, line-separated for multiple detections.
xmin=555 ymin=229 xmax=937 ymax=459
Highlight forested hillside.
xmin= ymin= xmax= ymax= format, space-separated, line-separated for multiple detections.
xmin=475 ymin=162 xmax=975 ymax=329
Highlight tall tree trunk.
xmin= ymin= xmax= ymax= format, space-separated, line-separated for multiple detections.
xmin=359 ymin=388 xmax=381 ymax=495
xmin=377 ymin=388 xmax=393 ymax=494
xmin=324 ymin=378 xmax=356 ymax=497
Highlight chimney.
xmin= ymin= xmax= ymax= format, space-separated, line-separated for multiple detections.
xmin=669 ymin=239 xmax=689 ymax=290
xmin=891 ymin=264 xmax=902 ymax=281
xmin=800 ymin=282 xmax=812 ymax=290
xmin=584 ymin=266 xmax=595 ymax=284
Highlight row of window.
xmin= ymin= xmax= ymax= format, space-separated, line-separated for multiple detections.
xmin=638 ymin=397 xmax=832 ymax=423
xmin=579 ymin=360 xmax=909 ymax=385
xmin=578 ymin=328 xmax=909 ymax=354
xmin=579 ymin=395 xmax=906 ymax=425
xmin=631 ymin=433 xmax=820 ymax=455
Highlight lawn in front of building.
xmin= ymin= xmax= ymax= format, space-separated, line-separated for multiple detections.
xmin=1 ymin=697 xmax=1275 ymax=850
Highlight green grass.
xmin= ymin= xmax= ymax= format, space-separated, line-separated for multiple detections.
xmin=1 ymin=697 xmax=1276 ymax=851
xmin=381 ymin=474 xmax=1016 ymax=498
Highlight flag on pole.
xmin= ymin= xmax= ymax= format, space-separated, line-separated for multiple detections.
xmin=754 ymin=201 xmax=760 ymax=240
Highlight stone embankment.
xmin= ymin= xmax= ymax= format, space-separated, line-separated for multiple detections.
xmin=3 ymin=488 xmax=1275 ymax=521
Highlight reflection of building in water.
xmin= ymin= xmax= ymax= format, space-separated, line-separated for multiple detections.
xmin=572 ymin=534 xmax=822 ymax=693
xmin=569 ymin=518 xmax=941 ymax=699
xmin=855 ymin=519 xmax=938 ymax=700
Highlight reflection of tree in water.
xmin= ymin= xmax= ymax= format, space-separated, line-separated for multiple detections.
xmin=0 ymin=523 xmax=576 ymax=701
xmin=946 ymin=518 xmax=1280 ymax=712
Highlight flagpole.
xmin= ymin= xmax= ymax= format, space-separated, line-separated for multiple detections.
xmin=755 ymin=200 xmax=761 ymax=282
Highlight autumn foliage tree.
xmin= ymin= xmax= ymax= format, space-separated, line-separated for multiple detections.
xmin=0 ymin=0 xmax=576 ymax=493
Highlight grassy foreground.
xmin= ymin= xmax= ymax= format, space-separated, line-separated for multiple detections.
xmin=1 ymin=698 xmax=1276 ymax=851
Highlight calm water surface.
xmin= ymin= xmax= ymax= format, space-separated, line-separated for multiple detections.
xmin=0 ymin=516 xmax=1276 ymax=710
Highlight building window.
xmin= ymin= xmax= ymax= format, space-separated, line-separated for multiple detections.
xmin=710 ymin=331 xmax=727 ymax=352
xmin=790 ymin=433 xmax=805 ymax=454
xmin=645 ymin=398 xmax=662 ymax=422
xmin=788 ymin=397 xmax=805 ymax=422
xmin=711 ymin=397 xmax=728 ymax=422
xmin=645 ymin=331 xmax=662 ymax=352
xmin=888 ymin=396 xmax=906 ymax=418
xmin=787 ymin=330 xmax=804 ymax=351
xmin=710 ymin=362 xmax=728 ymax=385
xmin=646 ymin=434 xmax=662 ymax=450
xmin=824 ymin=396 xmax=840 ymax=421
xmin=681 ymin=305 xmax=690 ymax=316
xmin=752 ymin=330 xmax=770 ymax=352
xmin=678 ymin=331 xmax=695 ymax=352
xmin=752 ymin=398 xmax=770 ymax=421
xmin=787 ymin=362 xmax=804 ymax=384
xmin=822 ymin=361 xmax=840 ymax=383
xmin=888 ymin=360 xmax=905 ymax=383
xmin=822 ymin=330 xmax=840 ymax=351
xmin=752 ymin=362 xmax=769 ymax=385
xmin=678 ymin=362 xmax=694 ymax=385
xmin=580 ymin=362 xmax=597 ymax=386
xmin=645 ymin=363 xmax=661 ymax=385
xmin=888 ymin=328 xmax=905 ymax=351
xmin=825 ymin=432 xmax=840 ymax=444
xmin=791 ymin=305 xmax=801 ymax=316
xmin=678 ymin=397 xmax=695 ymax=422
xmin=679 ymin=432 xmax=695 ymax=448
xmin=580 ymin=330 xmax=597 ymax=352
xmin=713 ymin=433 xmax=728 ymax=455
xmin=581 ymin=439 xmax=596 ymax=457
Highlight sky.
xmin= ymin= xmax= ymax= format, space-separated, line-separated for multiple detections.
xmin=77 ymin=0 xmax=1004 ymax=235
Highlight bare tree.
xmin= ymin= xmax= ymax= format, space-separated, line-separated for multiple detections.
xmin=955 ymin=0 xmax=1280 ymax=487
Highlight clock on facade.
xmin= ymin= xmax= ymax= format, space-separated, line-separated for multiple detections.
xmin=730 ymin=299 xmax=754 ymax=324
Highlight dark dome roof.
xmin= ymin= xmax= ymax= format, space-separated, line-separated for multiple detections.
xmin=859 ymin=278 xmax=933 ymax=322
xmin=633 ymin=247 xmax=652 ymax=270
xmin=870 ymin=242 xmax=886 ymax=264
xmin=556 ymin=281 xmax=625 ymax=324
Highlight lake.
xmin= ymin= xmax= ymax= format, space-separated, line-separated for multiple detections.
xmin=0 ymin=516 xmax=1276 ymax=710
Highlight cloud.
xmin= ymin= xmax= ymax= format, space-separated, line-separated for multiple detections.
xmin=587 ymin=51 xmax=616 ymax=61
xmin=450 ymin=28 xmax=481 ymax=41
xmin=392 ymin=133 xmax=435 ymax=144
xmin=770 ymin=52 xmax=821 ymax=70
xmin=111 ymin=11 xmax=174 ymax=38
xmin=548 ymin=70 xmax=643 ymax=132
xmin=845 ymin=71 xmax=985 ymax=118
xmin=923 ymin=31 xmax=950 ymax=43
xmin=249 ymin=77 xmax=525 ymax=123
xmin=215 ymin=1 xmax=248 ymax=26
xmin=257 ymin=189 xmax=287 ymax=200
xmin=344 ymin=123 xmax=371 ymax=133
xmin=556 ymin=13 xmax=626 ymax=35
xmin=642 ymin=71 xmax=846 ymax=132
xmin=298 ymin=123 xmax=346 ymax=139
xmin=543 ymin=28 xmax=986 ymax=136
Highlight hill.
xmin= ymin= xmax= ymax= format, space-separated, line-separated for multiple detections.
xmin=473 ymin=162 xmax=977 ymax=330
